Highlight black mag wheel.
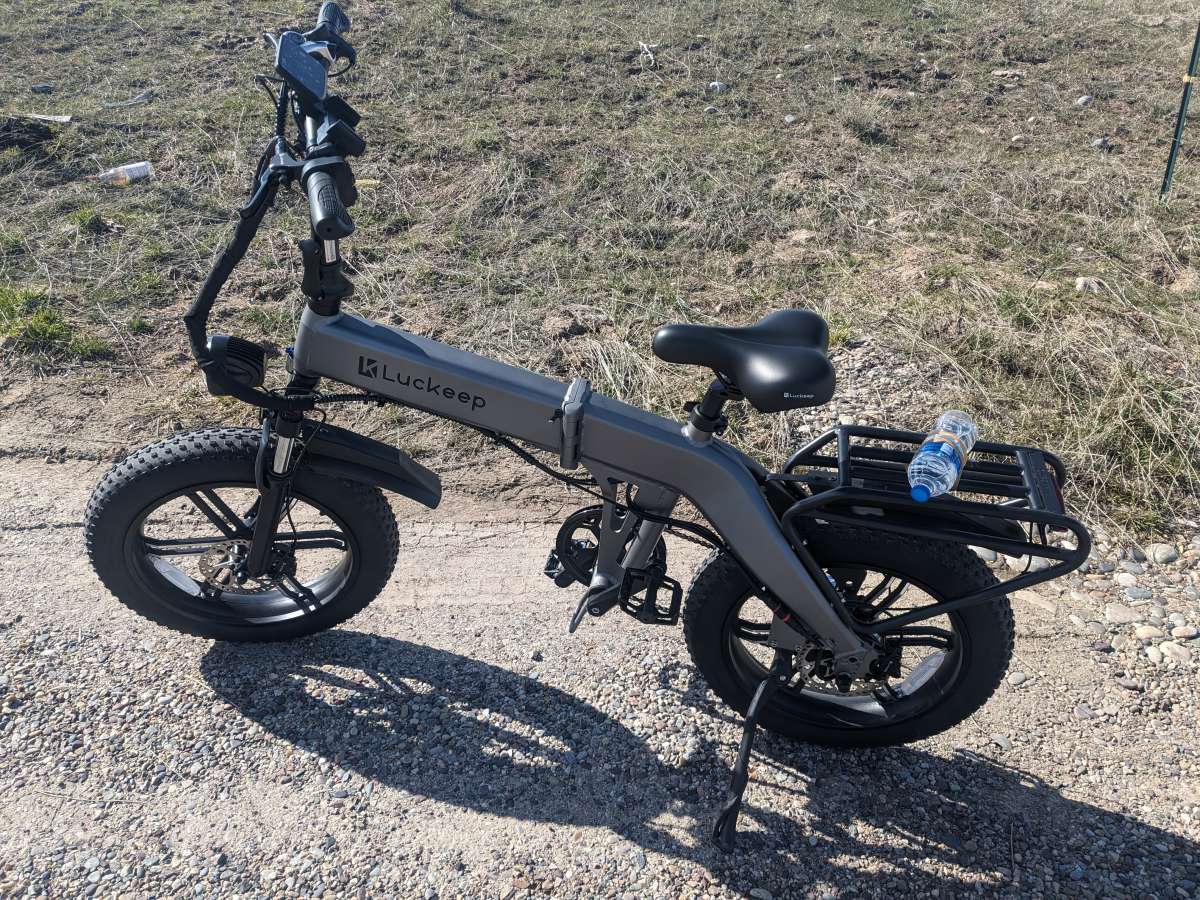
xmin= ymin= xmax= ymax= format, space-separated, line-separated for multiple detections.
xmin=85 ymin=428 xmax=398 ymax=642
xmin=682 ymin=523 xmax=1014 ymax=747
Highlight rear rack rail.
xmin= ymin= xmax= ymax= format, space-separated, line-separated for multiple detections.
xmin=775 ymin=425 xmax=1091 ymax=632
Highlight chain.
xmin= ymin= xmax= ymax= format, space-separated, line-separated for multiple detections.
xmin=665 ymin=524 xmax=717 ymax=549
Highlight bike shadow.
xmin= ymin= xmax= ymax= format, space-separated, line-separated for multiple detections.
xmin=200 ymin=631 xmax=1192 ymax=892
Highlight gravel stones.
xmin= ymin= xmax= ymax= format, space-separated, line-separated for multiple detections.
xmin=1105 ymin=604 xmax=1140 ymax=625
xmin=1147 ymin=543 xmax=1180 ymax=564
xmin=3 ymin=451 xmax=1200 ymax=899
xmin=1158 ymin=641 xmax=1192 ymax=664
xmin=1134 ymin=625 xmax=1166 ymax=641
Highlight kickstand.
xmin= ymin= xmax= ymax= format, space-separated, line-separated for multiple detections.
xmin=712 ymin=647 xmax=795 ymax=852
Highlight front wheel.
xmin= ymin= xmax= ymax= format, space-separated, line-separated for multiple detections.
xmin=682 ymin=523 xmax=1013 ymax=747
xmin=85 ymin=428 xmax=399 ymax=642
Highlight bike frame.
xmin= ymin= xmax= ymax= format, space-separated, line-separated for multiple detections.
xmin=290 ymin=304 xmax=872 ymax=664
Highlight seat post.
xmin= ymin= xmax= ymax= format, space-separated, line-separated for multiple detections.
xmin=682 ymin=379 xmax=734 ymax=445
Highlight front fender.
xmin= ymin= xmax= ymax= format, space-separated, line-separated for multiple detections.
xmin=301 ymin=421 xmax=441 ymax=509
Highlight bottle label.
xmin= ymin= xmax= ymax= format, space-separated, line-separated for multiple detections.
xmin=928 ymin=430 xmax=969 ymax=458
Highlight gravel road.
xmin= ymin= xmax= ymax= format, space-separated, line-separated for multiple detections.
xmin=1 ymin=453 xmax=1198 ymax=899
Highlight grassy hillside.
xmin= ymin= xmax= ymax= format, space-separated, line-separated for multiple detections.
xmin=1 ymin=0 xmax=1198 ymax=531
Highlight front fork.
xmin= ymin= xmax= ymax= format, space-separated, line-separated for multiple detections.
xmin=245 ymin=410 xmax=304 ymax=577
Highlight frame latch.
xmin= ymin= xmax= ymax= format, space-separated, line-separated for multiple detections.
xmin=558 ymin=377 xmax=590 ymax=470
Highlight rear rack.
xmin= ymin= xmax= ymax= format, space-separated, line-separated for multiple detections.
xmin=775 ymin=425 xmax=1091 ymax=632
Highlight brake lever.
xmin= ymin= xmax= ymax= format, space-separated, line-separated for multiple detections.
xmin=303 ymin=25 xmax=356 ymax=69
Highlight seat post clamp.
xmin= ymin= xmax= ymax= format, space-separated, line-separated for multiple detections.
xmin=559 ymin=377 xmax=590 ymax=470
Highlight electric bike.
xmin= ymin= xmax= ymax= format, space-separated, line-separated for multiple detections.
xmin=85 ymin=4 xmax=1091 ymax=849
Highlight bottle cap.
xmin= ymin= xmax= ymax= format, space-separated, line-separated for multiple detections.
xmin=910 ymin=484 xmax=931 ymax=503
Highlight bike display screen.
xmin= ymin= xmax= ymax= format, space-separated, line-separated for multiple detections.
xmin=275 ymin=31 xmax=326 ymax=116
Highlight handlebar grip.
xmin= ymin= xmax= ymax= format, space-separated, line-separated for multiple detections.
xmin=316 ymin=2 xmax=350 ymax=34
xmin=305 ymin=169 xmax=354 ymax=240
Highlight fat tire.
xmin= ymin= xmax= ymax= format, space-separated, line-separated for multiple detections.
xmin=85 ymin=427 xmax=399 ymax=642
xmin=682 ymin=523 xmax=1014 ymax=747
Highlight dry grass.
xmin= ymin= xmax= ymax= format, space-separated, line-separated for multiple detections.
xmin=1 ymin=0 xmax=1198 ymax=531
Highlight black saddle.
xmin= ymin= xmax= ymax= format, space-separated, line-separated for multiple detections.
xmin=651 ymin=310 xmax=835 ymax=413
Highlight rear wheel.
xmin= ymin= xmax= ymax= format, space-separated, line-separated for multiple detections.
xmin=85 ymin=428 xmax=398 ymax=642
xmin=683 ymin=523 xmax=1013 ymax=746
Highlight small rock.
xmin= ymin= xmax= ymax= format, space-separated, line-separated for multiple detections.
xmin=1146 ymin=645 xmax=1164 ymax=664
xmin=1007 ymin=671 xmax=1028 ymax=687
xmin=531 ymin=650 xmax=544 ymax=662
xmin=783 ymin=114 xmax=799 ymax=126
xmin=1171 ymin=625 xmax=1198 ymax=640
xmin=973 ymin=546 xmax=999 ymax=562
xmin=1134 ymin=625 xmax=1166 ymax=641
xmin=1073 ymin=703 xmax=1095 ymax=720
xmin=749 ymin=889 xmax=774 ymax=900
xmin=1147 ymin=543 xmax=1179 ymax=564
xmin=1010 ymin=134 xmax=1029 ymax=147
xmin=1111 ymin=634 xmax=1130 ymax=651
xmin=31 ymin=83 xmax=54 ymax=94
xmin=1127 ymin=545 xmax=1147 ymax=562
xmin=990 ymin=733 xmax=1012 ymax=751
xmin=991 ymin=68 xmax=1024 ymax=78
xmin=703 ymin=105 xmax=717 ymax=113
xmin=1092 ymin=136 xmax=1112 ymax=151
xmin=1074 ymin=276 xmax=1104 ymax=294
xmin=1104 ymin=604 xmax=1140 ymax=625
xmin=1126 ymin=587 xmax=1153 ymax=600
xmin=1115 ymin=572 xmax=1138 ymax=588
xmin=1159 ymin=641 xmax=1192 ymax=664
xmin=707 ymin=80 xmax=729 ymax=93
xmin=1075 ymin=94 xmax=1093 ymax=107
xmin=1114 ymin=675 xmax=1141 ymax=691
xmin=632 ymin=850 xmax=647 ymax=870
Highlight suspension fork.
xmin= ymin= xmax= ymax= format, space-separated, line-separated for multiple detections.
xmin=245 ymin=410 xmax=304 ymax=577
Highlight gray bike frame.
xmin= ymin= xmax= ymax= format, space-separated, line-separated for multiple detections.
xmin=292 ymin=306 xmax=872 ymax=666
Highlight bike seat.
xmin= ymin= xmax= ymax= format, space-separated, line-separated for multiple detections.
xmin=651 ymin=310 xmax=835 ymax=413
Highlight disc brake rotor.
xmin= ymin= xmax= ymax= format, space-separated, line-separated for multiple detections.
xmin=198 ymin=540 xmax=296 ymax=595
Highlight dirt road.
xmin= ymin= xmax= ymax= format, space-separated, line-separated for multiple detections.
xmin=1 ymin=451 xmax=1197 ymax=898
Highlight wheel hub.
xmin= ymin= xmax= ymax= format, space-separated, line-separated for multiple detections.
xmin=198 ymin=540 xmax=297 ymax=594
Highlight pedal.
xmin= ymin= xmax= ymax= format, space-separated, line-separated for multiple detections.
xmin=542 ymin=550 xmax=577 ymax=589
xmin=618 ymin=563 xmax=683 ymax=626
xmin=712 ymin=648 xmax=798 ymax=851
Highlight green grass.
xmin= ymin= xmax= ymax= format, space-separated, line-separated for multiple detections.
xmin=1 ymin=0 xmax=1198 ymax=531
xmin=0 ymin=286 xmax=108 ymax=359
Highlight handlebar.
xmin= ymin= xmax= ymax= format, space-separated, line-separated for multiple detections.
xmin=316 ymin=2 xmax=351 ymax=34
xmin=184 ymin=2 xmax=362 ymax=412
xmin=304 ymin=167 xmax=354 ymax=240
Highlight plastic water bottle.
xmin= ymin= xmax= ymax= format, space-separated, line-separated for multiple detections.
xmin=96 ymin=161 xmax=154 ymax=185
xmin=907 ymin=411 xmax=979 ymax=502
